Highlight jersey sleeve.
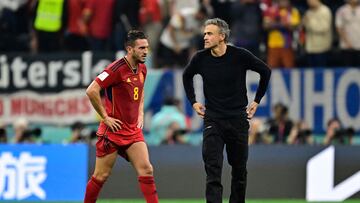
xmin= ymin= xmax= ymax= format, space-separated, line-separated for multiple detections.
xmin=95 ymin=63 xmax=121 ymax=89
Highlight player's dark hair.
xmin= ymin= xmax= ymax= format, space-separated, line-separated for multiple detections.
xmin=124 ymin=30 xmax=147 ymax=47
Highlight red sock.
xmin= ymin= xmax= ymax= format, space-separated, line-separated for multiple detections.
xmin=84 ymin=176 xmax=104 ymax=203
xmin=138 ymin=176 xmax=159 ymax=203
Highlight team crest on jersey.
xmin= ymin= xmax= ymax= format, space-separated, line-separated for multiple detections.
xmin=139 ymin=73 xmax=144 ymax=83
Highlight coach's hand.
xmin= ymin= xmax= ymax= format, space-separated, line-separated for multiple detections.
xmin=104 ymin=116 xmax=123 ymax=132
xmin=246 ymin=101 xmax=258 ymax=119
xmin=193 ymin=102 xmax=205 ymax=118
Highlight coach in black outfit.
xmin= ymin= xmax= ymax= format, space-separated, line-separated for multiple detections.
xmin=183 ymin=18 xmax=271 ymax=203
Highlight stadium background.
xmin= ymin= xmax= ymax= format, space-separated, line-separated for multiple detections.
xmin=0 ymin=0 xmax=360 ymax=202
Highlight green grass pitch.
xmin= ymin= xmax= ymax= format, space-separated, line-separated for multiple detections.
xmin=20 ymin=199 xmax=358 ymax=203
xmin=99 ymin=200 xmax=358 ymax=203
xmin=95 ymin=200 xmax=359 ymax=203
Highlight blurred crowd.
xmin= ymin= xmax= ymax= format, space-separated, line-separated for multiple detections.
xmin=1 ymin=0 xmax=360 ymax=68
xmin=248 ymin=103 xmax=356 ymax=145
xmin=0 ymin=100 xmax=356 ymax=146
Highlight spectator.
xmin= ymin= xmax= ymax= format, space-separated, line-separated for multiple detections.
xmin=149 ymin=98 xmax=188 ymax=145
xmin=335 ymin=0 xmax=360 ymax=67
xmin=82 ymin=0 xmax=115 ymax=51
xmin=264 ymin=103 xmax=293 ymax=144
xmin=230 ymin=0 xmax=263 ymax=57
xmin=210 ymin=0 xmax=234 ymax=25
xmin=263 ymin=0 xmax=300 ymax=68
xmin=248 ymin=118 xmax=272 ymax=145
xmin=287 ymin=120 xmax=314 ymax=145
xmin=112 ymin=0 xmax=141 ymax=51
xmin=0 ymin=0 xmax=30 ymax=52
xmin=303 ymin=0 xmax=332 ymax=67
xmin=69 ymin=121 xmax=88 ymax=143
xmin=189 ymin=5 xmax=211 ymax=55
xmin=31 ymin=0 xmax=67 ymax=53
xmin=139 ymin=0 xmax=163 ymax=68
xmin=261 ymin=0 xmax=272 ymax=9
xmin=0 ymin=124 xmax=7 ymax=143
xmin=13 ymin=117 xmax=29 ymax=143
xmin=158 ymin=7 xmax=207 ymax=68
xmin=64 ymin=0 xmax=88 ymax=51
xmin=323 ymin=118 xmax=355 ymax=145
xmin=200 ymin=0 xmax=214 ymax=18
xmin=13 ymin=118 xmax=42 ymax=143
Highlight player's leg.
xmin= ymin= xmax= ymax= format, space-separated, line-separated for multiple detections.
xmin=126 ymin=141 xmax=158 ymax=203
xmin=225 ymin=118 xmax=249 ymax=203
xmin=84 ymin=137 xmax=118 ymax=203
xmin=203 ymin=118 xmax=225 ymax=203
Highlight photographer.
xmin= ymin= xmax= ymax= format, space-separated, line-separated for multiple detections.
xmin=0 ymin=125 xmax=7 ymax=143
xmin=264 ymin=103 xmax=294 ymax=144
xmin=69 ymin=121 xmax=97 ymax=145
xmin=287 ymin=120 xmax=314 ymax=145
xmin=149 ymin=97 xmax=188 ymax=145
xmin=324 ymin=118 xmax=355 ymax=145
xmin=13 ymin=117 xmax=42 ymax=143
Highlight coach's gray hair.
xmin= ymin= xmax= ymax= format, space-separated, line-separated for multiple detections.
xmin=204 ymin=18 xmax=230 ymax=42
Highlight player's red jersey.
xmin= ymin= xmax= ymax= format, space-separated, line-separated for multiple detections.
xmin=95 ymin=57 xmax=146 ymax=139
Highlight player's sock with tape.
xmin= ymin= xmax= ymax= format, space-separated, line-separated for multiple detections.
xmin=138 ymin=176 xmax=159 ymax=203
xmin=84 ymin=176 xmax=104 ymax=203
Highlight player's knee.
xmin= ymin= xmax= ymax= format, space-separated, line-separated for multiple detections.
xmin=93 ymin=171 xmax=112 ymax=182
xmin=138 ymin=163 xmax=153 ymax=176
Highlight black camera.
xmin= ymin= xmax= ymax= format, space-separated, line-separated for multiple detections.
xmin=0 ymin=128 xmax=6 ymax=137
xmin=0 ymin=128 xmax=7 ymax=142
xmin=22 ymin=128 xmax=42 ymax=140
xmin=334 ymin=127 xmax=355 ymax=138
xmin=298 ymin=129 xmax=312 ymax=138
xmin=334 ymin=127 xmax=355 ymax=144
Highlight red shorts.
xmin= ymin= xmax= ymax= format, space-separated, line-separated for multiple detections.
xmin=95 ymin=132 xmax=145 ymax=161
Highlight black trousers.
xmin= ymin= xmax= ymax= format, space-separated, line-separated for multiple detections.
xmin=202 ymin=116 xmax=249 ymax=203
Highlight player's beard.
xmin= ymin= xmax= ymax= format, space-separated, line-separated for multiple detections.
xmin=133 ymin=53 xmax=146 ymax=64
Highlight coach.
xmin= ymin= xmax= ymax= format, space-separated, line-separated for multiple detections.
xmin=183 ymin=18 xmax=271 ymax=203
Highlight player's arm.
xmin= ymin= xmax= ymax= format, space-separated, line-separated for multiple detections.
xmin=137 ymin=90 xmax=145 ymax=129
xmin=86 ymin=81 xmax=123 ymax=132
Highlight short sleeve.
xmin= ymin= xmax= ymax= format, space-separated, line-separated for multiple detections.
xmin=95 ymin=63 xmax=121 ymax=89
